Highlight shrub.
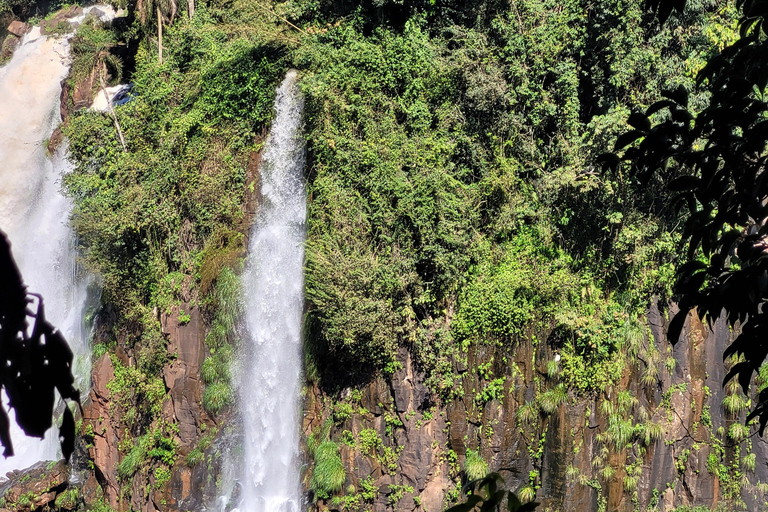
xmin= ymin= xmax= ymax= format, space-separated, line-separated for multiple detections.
xmin=516 ymin=401 xmax=538 ymax=428
xmin=728 ymin=423 xmax=749 ymax=443
xmin=118 ymin=435 xmax=149 ymax=479
xmin=641 ymin=420 xmax=664 ymax=446
xmin=201 ymin=349 xmax=231 ymax=385
xmin=203 ymin=382 xmax=233 ymax=415
xmin=186 ymin=448 xmax=204 ymax=467
xmin=518 ymin=485 xmax=535 ymax=502
xmin=723 ymin=393 xmax=749 ymax=415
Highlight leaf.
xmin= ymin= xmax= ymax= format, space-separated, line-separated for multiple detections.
xmin=723 ymin=361 xmax=753 ymax=395
xmin=60 ymin=406 xmax=75 ymax=462
xmin=614 ymin=130 xmax=644 ymax=150
xmin=662 ymin=84 xmax=689 ymax=107
xmin=627 ymin=112 xmax=651 ymax=132
xmin=507 ymin=492 xmax=522 ymax=512
xmin=646 ymin=99 xmax=676 ymax=117
xmin=445 ymin=495 xmax=482 ymax=512
xmin=668 ymin=308 xmax=690 ymax=345
xmin=667 ymin=175 xmax=700 ymax=192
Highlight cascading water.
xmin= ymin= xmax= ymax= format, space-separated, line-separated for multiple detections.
xmin=0 ymin=12 xmax=107 ymax=475
xmin=234 ymin=70 xmax=306 ymax=512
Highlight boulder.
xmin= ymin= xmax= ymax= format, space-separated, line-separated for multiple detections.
xmin=6 ymin=20 xmax=29 ymax=37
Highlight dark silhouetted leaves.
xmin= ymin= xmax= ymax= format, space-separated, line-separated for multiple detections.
xmin=444 ymin=473 xmax=539 ymax=512
xmin=627 ymin=112 xmax=651 ymax=132
xmin=613 ymin=0 xmax=768 ymax=434
xmin=0 ymin=230 xmax=79 ymax=460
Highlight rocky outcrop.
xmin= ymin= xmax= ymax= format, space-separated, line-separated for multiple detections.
xmin=0 ymin=20 xmax=28 ymax=65
xmin=304 ymin=302 xmax=768 ymax=512
xmin=78 ymin=300 xmax=213 ymax=512
xmin=38 ymin=6 xmax=82 ymax=36
xmin=0 ymin=460 xmax=73 ymax=511
xmin=6 ymin=20 xmax=29 ymax=37
xmin=82 ymin=353 xmax=120 ymax=508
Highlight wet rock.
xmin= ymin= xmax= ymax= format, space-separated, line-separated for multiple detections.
xmin=55 ymin=5 xmax=83 ymax=18
xmin=39 ymin=18 xmax=73 ymax=36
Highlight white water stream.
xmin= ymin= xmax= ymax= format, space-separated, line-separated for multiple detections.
xmin=233 ymin=70 xmax=306 ymax=512
xmin=0 ymin=13 xmax=106 ymax=476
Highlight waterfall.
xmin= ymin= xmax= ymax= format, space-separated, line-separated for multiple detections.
xmin=0 ymin=19 xmax=95 ymax=475
xmin=236 ymin=70 xmax=306 ymax=512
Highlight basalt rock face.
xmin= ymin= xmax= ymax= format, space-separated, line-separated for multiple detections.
xmin=0 ymin=460 xmax=74 ymax=511
xmin=79 ymin=301 xmax=215 ymax=512
xmin=303 ymin=303 xmax=767 ymax=512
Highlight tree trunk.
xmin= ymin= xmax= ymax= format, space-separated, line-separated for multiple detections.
xmin=187 ymin=0 xmax=194 ymax=19
xmin=157 ymin=6 xmax=163 ymax=64
xmin=99 ymin=73 xmax=127 ymax=153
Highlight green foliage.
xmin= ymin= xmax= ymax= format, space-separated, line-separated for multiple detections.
xmin=201 ymin=346 xmax=232 ymax=385
xmin=454 ymin=229 xmax=578 ymax=346
xmin=118 ymin=435 xmax=150 ymax=479
xmin=117 ymin=423 xmax=178 ymax=480
xmin=198 ymin=40 xmax=285 ymax=130
xmin=55 ymin=487 xmax=81 ymax=510
xmin=723 ymin=393 xmax=749 ymax=416
xmin=516 ymin=400 xmax=538 ymax=426
xmin=360 ymin=475 xmax=378 ymax=501
xmin=728 ymin=423 xmax=750 ymax=443
xmin=86 ymin=497 xmax=120 ymax=512
xmin=463 ymin=449 xmax=488 ymax=481
xmin=293 ymin=0 xmax=730 ymax=395
xmin=332 ymin=401 xmax=354 ymax=424
xmin=611 ymin=0 xmax=768 ymax=432
xmin=107 ymin=355 xmax=166 ymax=431
xmin=538 ymin=385 xmax=567 ymax=415
xmin=310 ymin=440 xmax=346 ymax=498
xmin=186 ymin=426 xmax=217 ymax=466
xmin=154 ymin=467 xmax=172 ymax=489
xmin=202 ymin=382 xmax=233 ymax=415
xmin=476 ymin=377 xmax=506 ymax=405
xmin=358 ymin=428 xmax=382 ymax=456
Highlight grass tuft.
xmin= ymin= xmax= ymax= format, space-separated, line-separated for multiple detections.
xmin=538 ymin=385 xmax=567 ymax=415
xmin=203 ymin=382 xmax=233 ymax=415
xmin=464 ymin=449 xmax=488 ymax=481
xmin=311 ymin=440 xmax=346 ymax=497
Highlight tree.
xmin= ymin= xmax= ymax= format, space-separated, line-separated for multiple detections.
xmin=0 ymin=230 xmax=79 ymax=460
xmin=70 ymin=21 xmax=127 ymax=151
xmin=605 ymin=0 xmax=768 ymax=430
xmin=136 ymin=0 xmax=177 ymax=63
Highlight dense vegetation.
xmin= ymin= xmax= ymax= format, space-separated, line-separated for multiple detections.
xmin=44 ymin=0 xmax=752 ymax=508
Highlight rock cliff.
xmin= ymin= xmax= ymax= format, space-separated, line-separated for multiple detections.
xmin=302 ymin=302 xmax=768 ymax=512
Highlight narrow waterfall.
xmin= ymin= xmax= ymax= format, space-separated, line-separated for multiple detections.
xmin=0 ymin=22 xmax=93 ymax=473
xmin=237 ymin=70 xmax=306 ymax=512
